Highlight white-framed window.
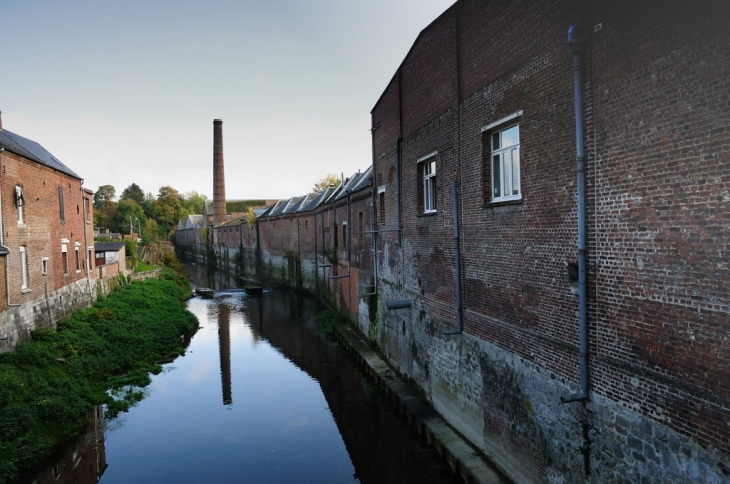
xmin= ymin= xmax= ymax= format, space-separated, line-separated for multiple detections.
xmin=42 ymin=257 xmax=49 ymax=275
xmin=418 ymin=152 xmax=437 ymax=213
xmin=20 ymin=246 xmax=28 ymax=289
xmin=75 ymin=245 xmax=81 ymax=272
xmin=61 ymin=243 xmax=68 ymax=274
xmin=484 ymin=111 xmax=522 ymax=203
xmin=342 ymin=221 xmax=347 ymax=249
xmin=378 ymin=186 xmax=386 ymax=225
xmin=15 ymin=185 xmax=25 ymax=224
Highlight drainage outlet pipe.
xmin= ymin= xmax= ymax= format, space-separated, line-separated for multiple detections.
xmin=386 ymin=299 xmax=412 ymax=310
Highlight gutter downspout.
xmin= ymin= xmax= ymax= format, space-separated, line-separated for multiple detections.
xmin=396 ymin=137 xmax=402 ymax=247
xmin=444 ymin=180 xmax=463 ymax=335
xmin=562 ymin=26 xmax=588 ymax=404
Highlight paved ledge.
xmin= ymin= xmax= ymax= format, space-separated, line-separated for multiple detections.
xmin=334 ymin=325 xmax=512 ymax=484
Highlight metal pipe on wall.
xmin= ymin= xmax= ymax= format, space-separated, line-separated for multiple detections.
xmin=562 ymin=25 xmax=589 ymax=404
xmin=444 ymin=180 xmax=463 ymax=335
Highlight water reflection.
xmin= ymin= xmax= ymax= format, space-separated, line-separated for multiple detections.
xmin=218 ymin=302 xmax=232 ymax=405
xmin=23 ymin=265 xmax=462 ymax=484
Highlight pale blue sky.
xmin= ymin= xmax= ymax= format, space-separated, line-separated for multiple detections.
xmin=1 ymin=0 xmax=455 ymax=200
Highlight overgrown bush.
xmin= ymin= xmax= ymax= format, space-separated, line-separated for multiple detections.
xmin=314 ymin=309 xmax=350 ymax=334
xmin=0 ymin=269 xmax=198 ymax=483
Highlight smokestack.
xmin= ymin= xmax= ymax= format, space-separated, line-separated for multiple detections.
xmin=0 ymin=111 xmax=3 ymax=130
xmin=213 ymin=119 xmax=226 ymax=226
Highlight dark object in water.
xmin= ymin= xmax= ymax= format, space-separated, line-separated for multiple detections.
xmin=244 ymin=285 xmax=263 ymax=295
xmin=196 ymin=287 xmax=214 ymax=298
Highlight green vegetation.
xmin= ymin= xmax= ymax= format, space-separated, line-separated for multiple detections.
xmin=0 ymin=269 xmax=198 ymax=483
xmin=314 ymin=309 xmax=350 ymax=335
xmin=135 ymin=261 xmax=155 ymax=272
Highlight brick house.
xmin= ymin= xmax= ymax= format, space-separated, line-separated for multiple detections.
xmin=368 ymin=0 xmax=729 ymax=482
xmin=0 ymin=116 xmax=95 ymax=350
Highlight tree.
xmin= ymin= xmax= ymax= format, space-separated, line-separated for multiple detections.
xmin=181 ymin=191 xmax=207 ymax=216
xmin=312 ymin=173 xmax=341 ymax=193
xmin=93 ymin=185 xmax=116 ymax=209
xmin=112 ymin=199 xmax=146 ymax=236
xmin=120 ymin=183 xmax=145 ymax=205
xmin=152 ymin=186 xmax=185 ymax=237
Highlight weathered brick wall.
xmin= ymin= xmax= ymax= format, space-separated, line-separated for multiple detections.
xmin=367 ymin=0 xmax=730 ymax=482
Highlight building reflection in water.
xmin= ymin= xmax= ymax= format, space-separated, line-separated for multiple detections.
xmin=26 ymin=405 xmax=107 ymax=484
xmin=218 ymin=301 xmax=233 ymax=405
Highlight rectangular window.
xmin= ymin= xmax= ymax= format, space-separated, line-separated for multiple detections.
xmin=61 ymin=243 xmax=68 ymax=274
xmin=75 ymin=246 xmax=81 ymax=272
xmin=20 ymin=246 xmax=28 ymax=289
xmin=358 ymin=212 xmax=364 ymax=250
xmin=58 ymin=187 xmax=66 ymax=223
xmin=418 ymin=152 xmax=437 ymax=213
xmin=489 ymin=123 xmax=521 ymax=202
xmin=15 ymin=185 xmax=25 ymax=224
xmin=84 ymin=197 xmax=91 ymax=223
xmin=42 ymin=257 xmax=49 ymax=275
xmin=342 ymin=222 xmax=347 ymax=249
xmin=87 ymin=248 xmax=93 ymax=270
xmin=378 ymin=187 xmax=386 ymax=225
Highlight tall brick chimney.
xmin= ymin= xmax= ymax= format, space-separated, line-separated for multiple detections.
xmin=213 ymin=119 xmax=226 ymax=226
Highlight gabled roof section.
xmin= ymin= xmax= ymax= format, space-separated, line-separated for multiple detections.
xmin=183 ymin=215 xmax=204 ymax=229
xmin=0 ymin=129 xmax=81 ymax=179
xmin=296 ymin=192 xmax=321 ymax=213
xmin=95 ymin=241 xmax=126 ymax=251
xmin=334 ymin=168 xmax=373 ymax=201
xmin=282 ymin=196 xmax=305 ymax=215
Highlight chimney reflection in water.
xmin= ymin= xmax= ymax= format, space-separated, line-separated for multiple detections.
xmin=218 ymin=303 xmax=232 ymax=405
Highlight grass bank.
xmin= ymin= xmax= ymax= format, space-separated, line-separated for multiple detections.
xmin=0 ymin=269 xmax=199 ymax=483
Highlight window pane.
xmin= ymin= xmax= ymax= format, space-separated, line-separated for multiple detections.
xmin=492 ymin=154 xmax=501 ymax=198
xmin=430 ymin=161 xmax=436 ymax=174
xmin=492 ymin=132 xmax=500 ymax=150
xmin=501 ymin=125 xmax=519 ymax=148
xmin=511 ymin=148 xmax=520 ymax=195
xmin=503 ymin=150 xmax=511 ymax=197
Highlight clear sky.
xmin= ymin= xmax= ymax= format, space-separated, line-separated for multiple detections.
xmin=1 ymin=0 xmax=455 ymax=201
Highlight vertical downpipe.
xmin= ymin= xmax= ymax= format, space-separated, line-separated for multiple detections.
xmin=562 ymin=26 xmax=588 ymax=403
xmin=396 ymin=137 xmax=402 ymax=247
xmin=443 ymin=180 xmax=463 ymax=335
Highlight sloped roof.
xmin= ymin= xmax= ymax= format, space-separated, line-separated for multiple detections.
xmin=0 ymin=129 xmax=81 ymax=179
xmin=95 ymin=242 xmax=126 ymax=252
xmin=183 ymin=214 xmax=204 ymax=229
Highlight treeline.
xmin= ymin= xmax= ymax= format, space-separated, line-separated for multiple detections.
xmin=93 ymin=183 xmax=207 ymax=241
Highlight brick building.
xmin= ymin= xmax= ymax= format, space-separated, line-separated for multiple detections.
xmin=0 ymin=118 xmax=96 ymax=350
xmin=368 ymin=0 xmax=729 ymax=482
xmin=177 ymin=1 xmax=729 ymax=481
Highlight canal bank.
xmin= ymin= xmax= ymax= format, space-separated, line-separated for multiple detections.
xmin=334 ymin=324 xmax=511 ymax=484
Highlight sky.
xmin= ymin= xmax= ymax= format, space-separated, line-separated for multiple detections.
xmin=1 ymin=0 xmax=455 ymax=201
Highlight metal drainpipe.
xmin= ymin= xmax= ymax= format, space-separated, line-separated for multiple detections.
xmin=396 ymin=137 xmax=402 ymax=247
xmin=562 ymin=25 xmax=588 ymax=404
xmin=444 ymin=180 xmax=463 ymax=335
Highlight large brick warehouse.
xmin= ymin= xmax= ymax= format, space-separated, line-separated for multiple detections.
xmin=183 ymin=1 xmax=730 ymax=482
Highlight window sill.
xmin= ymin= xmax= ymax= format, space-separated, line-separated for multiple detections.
xmin=21 ymin=288 xmax=31 ymax=294
xmin=484 ymin=199 xmax=523 ymax=209
xmin=417 ymin=211 xmax=438 ymax=218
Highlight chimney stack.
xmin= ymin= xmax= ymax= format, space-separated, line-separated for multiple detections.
xmin=213 ymin=119 xmax=226 ymax=226
xmin=0 ymin=110 xmax=3 ymax=130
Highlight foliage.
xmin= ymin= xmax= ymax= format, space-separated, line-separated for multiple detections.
xmin=120 ymin=183 xmax=145 ymax=205
xmin=135 ymin=262 xmax=155 ymax=272
xmin=150 ymin=186 xmax=185 ymax=238
xmin=226 ymin=200 xmax=266 ymax=212
xmin=313 ymin=309 xmax=350 ymax=334
xmin=0 ymin=272 xmax=198 ymax=483
xmin=93 ymin=185 xmax=116 ymax=209
xmin=245 ymin=206 xmax=257 ymax=227
xmin=312 ymin=173 xmax=341 ymax=193
xmin=125 ymin=239 xmax=138 ymax=267
xmin=113 ymin=199 xmax=146 ymax=236
xmin=181 ymin=191 xmax=207 ymax=216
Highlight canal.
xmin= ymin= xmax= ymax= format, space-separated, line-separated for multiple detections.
xmin=22 ymin=266 xmax=463 ymax=484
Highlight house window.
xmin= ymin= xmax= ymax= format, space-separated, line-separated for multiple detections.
xmin=84 ymin=197 xmax=91 ymax=223
xmin=378 ymin=187 xmax=385 ymax=225
xmin=58 ymin=187 xmax=66 ymax=223
xmin=484 ymin=111 xmax=522 ymax=203
xmin=42 ymin=257 xmax=49 ymax=275
xmin=87 ymin=248 xmax=93 ymax=270
xmin=342 ymin=222 xmax=347 ymax=249
xmin=20 ymin=246 xmax=28 ymax=289
xmin=418 ymin=152 xmax=437 ymax=213
xmin=75 ymin=246 xmax=81 ymax=272
xmin=15 ymin=185 xmax=25 ymax=224
xmin=358 ymin=212 xmax=364 ymax=250
xmin=61 ymin=243 xmax=68 ymax=274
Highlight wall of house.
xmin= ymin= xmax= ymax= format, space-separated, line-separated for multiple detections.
xmin=175 ymin=1 xmax=730 ymax=482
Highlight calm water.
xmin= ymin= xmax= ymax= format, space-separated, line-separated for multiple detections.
xmin=22 ymin=266 xmax=461 ymax=484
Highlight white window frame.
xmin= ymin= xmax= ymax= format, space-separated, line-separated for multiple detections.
xmin=61 ymin=243 xmax=68 ymax=274
xmin=483 ymin=111 xmax=523 ymax=203
xmin=42 ymin=257 xmax=49 ymax=275
xmin=75 ymin=243 xmax=81 ymax=273
xmin=418 ymin=151 xmax=438 ymax=213
xmin=20 ymin=246 xmax=29 ymax=290
xmin=15 ymin=185 xmax=25 ymax=224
